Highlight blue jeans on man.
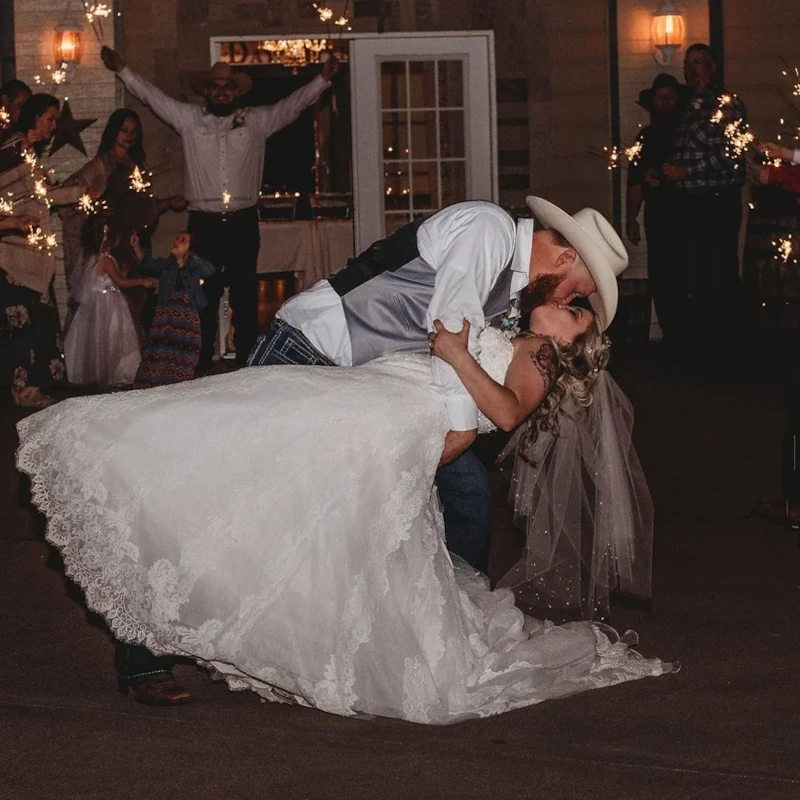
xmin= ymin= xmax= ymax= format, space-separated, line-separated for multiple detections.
xmin=248 ymin=319 xmax=493 ymax=573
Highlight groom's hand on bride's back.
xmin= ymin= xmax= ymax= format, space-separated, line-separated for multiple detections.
xmin=439 ymin=429 xmax=477 ymax=466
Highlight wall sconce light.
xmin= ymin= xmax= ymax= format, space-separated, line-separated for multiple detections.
xmin=54 ymin=22 xmax=84 ymax=67
xmin=652 ymin=1 xmax=685 ymax=66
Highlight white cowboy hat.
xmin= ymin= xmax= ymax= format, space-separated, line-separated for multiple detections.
xmin=526 ymin=196 xmax=629 ymax=330
xmin=190 ymin=62 xmax=252 ymax=97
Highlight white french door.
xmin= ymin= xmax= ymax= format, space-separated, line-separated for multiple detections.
xmin=349 ymin=32 xmax=497 ymax=253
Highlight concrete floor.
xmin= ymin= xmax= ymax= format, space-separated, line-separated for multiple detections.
xmin=1 ymin=349 xmax=798 ymax=799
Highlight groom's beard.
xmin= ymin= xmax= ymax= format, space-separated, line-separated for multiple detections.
xmin=206 ymin=99 xmax=239 ymax=117
xmin=518 ymin=273 xmax=567 ymax=311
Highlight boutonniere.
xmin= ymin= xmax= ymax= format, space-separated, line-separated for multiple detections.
xmin=499 ymin=304 xmax=521 ymax=340
xmin=232 ymin=109 xmax=246 ymax=130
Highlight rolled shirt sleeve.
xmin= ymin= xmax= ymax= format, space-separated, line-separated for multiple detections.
xmin=419 ymin=203 xmax=516 ymax=431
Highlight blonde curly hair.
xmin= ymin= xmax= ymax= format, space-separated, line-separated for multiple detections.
xmin=516 ymin=317 xmax=611 ymax=459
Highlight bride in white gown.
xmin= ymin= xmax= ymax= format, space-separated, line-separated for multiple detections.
xmin=16 ymin=304 xmax=672 ymax=724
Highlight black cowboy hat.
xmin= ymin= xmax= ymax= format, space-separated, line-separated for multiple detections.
xmin=636 ymin=73 xmax=685 ymax=111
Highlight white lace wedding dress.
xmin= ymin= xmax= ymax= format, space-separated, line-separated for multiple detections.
xmin=16 ymin=328 xmax=671 ymax=724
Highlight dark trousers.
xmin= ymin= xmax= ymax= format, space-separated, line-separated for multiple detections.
xmin=115 ymin=642 xmax=175 ymax=683
xmin=188 ymin=207 xmax=260 ymax=367
xmin=249 ymin=320 xmax=493 ymax=572
xmin=682 ymin=188 xmax=745 ymax=359
xmin=644 ymin=192 xmax=691 ymax=359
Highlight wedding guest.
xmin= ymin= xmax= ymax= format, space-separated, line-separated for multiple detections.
xmin=662 ymin=43 xmax=748 ymax=366
xmin=752 ymin=140 xmax=800 ymax=193
xmin=626 ymin=73 xmax=691 ymax=364
xmin=0 ymin=80 xmax=31 ymax=146
xmin=131 ymin=230 xmax=214 ymax=387
xmin=58 ymin=109 xmax=186 ymax=338
xmin=101 ymin=46 xmax=337 ymax=371
xmin=64 ymin=218 xmax=155 ymax=387
xmin=0 ymin=94 xmax=99 ymax=407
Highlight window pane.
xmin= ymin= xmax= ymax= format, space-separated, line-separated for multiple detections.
xmin=411 ymin=162 xmax=439 ymax=211
xmin=441 ymin=161 xmax=467 ymax=206
xmin=384 ymin=162 xmax=410 ymax=210
xmin=382 ymin=111 xmax=407 ymax=159
xmin=410 ymin=110 xmax=437 ymax=160
xmin=438 ymin=60 xmax=464 ymax=107
xmin=439 ymin=110 xmax=465 ymax=158
xmin=381 ymin=61 xmax=407 ymax=109
xmin=408 ymin=61 xmax=436 ymax=107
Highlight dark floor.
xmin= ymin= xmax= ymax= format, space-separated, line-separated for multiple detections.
xmin=1 ymin=348 xmax=798 ymax=799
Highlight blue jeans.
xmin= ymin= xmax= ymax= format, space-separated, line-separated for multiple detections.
xmin=248 ymin=320 xmax=493 ymax=572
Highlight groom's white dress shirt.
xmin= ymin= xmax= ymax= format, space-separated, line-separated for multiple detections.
xmin=278 ymin=201 xmax=534 ymax=431
xmin=117 ymin=67 xmax=330 ymax=213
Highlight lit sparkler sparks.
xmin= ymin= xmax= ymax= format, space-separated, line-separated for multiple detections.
xmin=23 ymin=149 xmax=38 ymax=168
xmin=723 ymin=118 xmax=754 ymax=162
xmin=77 ymin=193 xmax=108 ymax=215
xmin=711 ymin=94 xmax=753 ymax=166
xmin=0 ymin=195 xmax=13 ymax=215
xmin=335 ymin=16 xmax=348 ymax=26
xmin=0 ymin=106 xmax=10 ymax=129
xmin=603 ymin=145 xmax=622 ymax=170
xmin=222 ymin=190 xmax=232 ymax=206
xmin=130 ymin=166 xmax=151 ymax=193
xmin=26 ymin=226 xmax=58 ymax=253
xmin=82 ymin=2 xmax=112 ymax=42
xmin=624 ymin=140 xmax=644 ymax=167
xmin=773 ymin=235 xmax=795 ymax=265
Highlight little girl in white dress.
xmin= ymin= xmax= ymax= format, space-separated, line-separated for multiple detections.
xmin=64 ymin=218 xmax=156 ymax=386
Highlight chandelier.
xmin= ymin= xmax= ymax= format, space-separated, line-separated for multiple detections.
xmin=259 ymin=39 xmax=328 ymax=70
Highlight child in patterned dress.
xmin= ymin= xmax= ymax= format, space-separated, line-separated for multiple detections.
xmin=131 ymin=231 xmax=214 ymax=387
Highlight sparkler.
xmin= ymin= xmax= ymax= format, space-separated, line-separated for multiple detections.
xmin=130 ymin=166 xmax=151 ymax=193
xmin=0 ymin=195 xmax=13 ymax=215
xmin=773 ymin=235 xmax=795 ymax=265
xmin=0 ymin=106 xmax=9 ymax=129
xmin=26 ymin=226 xmax=58 ymax=253
xmin=82 ymin=2 xmax=112 ymax=42
xmin=624 ymin=139 xmax=644 ymax=167
xmin=588 ymin=143 xmax=641 ymax=171
xmin=77 ymin=193 xmax=108 ymax=215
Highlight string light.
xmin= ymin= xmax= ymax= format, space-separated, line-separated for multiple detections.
xmin=222 ymin=190 xmax=232 ymax=206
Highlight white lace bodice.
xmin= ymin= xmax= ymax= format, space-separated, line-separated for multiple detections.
xmin=475 ymin=327 xmax=515 ymax=434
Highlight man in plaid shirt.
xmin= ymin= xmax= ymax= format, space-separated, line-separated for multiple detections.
xmin=663 ymin=43 xmax=747 ymax=364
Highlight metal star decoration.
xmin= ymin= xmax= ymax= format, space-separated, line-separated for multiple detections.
xmin=49 ymin=100 xmax=96 ymax=156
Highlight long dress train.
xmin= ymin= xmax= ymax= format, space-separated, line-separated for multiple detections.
xmin=16 ymin=329 xmax=671 ymax=724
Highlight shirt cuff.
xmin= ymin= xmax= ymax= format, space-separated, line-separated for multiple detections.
xmin=445 ymin=395 xmax=479 ymax=432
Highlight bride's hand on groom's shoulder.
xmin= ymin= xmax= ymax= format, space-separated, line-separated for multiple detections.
xmin=429 ymin=318 xmax=471 ymax=366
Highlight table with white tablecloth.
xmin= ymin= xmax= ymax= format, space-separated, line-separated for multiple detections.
xmin=257 ymin=220 xmax=355 ymax=289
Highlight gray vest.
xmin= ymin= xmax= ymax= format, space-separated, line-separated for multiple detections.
xmin=329 ymin=216 xmax=516 ymax=365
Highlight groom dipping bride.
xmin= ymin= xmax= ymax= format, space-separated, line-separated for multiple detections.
xmin=16 ymin=195 xmax=673 ymax=722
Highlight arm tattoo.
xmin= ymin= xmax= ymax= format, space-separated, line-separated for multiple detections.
xmin=530 ymin=342 xmax=558 ymax=392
